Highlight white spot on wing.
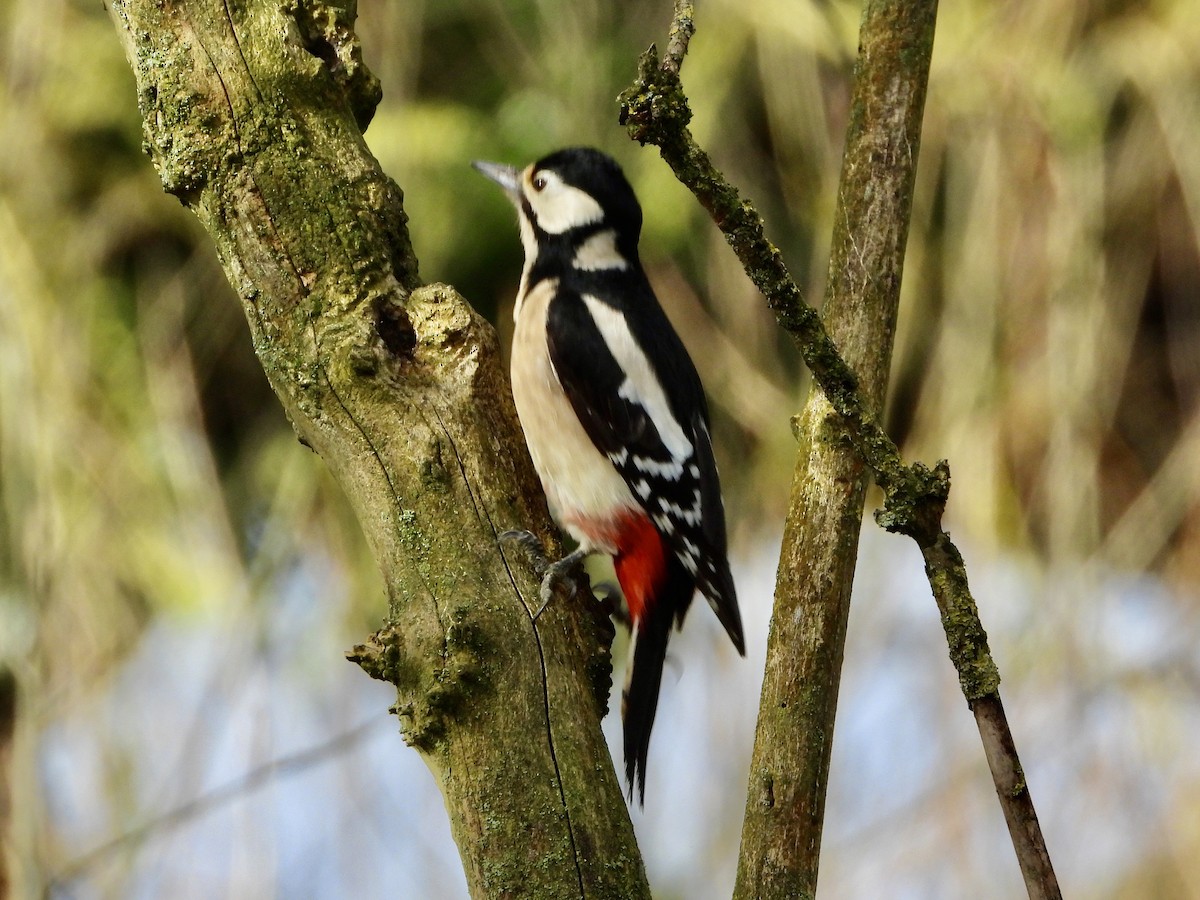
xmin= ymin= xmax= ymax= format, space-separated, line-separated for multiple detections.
xmin=651 ymin=490 xmax=703 ymax=528
xmin=633 ymin=455 xmax=685 ymax=479
xmin=678 ymin=550 xmax=698 ymax=575
xmin=678 ymin=536 xmax=700 ymax=575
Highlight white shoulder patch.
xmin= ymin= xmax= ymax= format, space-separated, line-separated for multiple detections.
xmin=573 ymin=229 xmax=628 ymax=271
xmin=580 ymin=294 xmax=693 ymax=464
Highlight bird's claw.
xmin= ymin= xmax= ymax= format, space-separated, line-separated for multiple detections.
xmin=531 ymin=548 xmax=589 ymax=620
xmin=499 ymin=530 xmax=592 ymax=620
xmin=499 ymin=529 xmax=550 ymax=577
xmin=532 ymin=579 xmax=557 ymax=621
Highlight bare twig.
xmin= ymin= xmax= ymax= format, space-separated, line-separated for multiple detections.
xmin=45 ymin=718 xmax=387 ymax=894
xmin=619 ymin=1 xmax=1061 ymax=897
xmin=661 ymin=0 xmax=694 ymax=75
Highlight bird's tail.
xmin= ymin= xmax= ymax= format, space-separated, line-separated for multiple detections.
xmin=615 ymin=521 xmax=692 ymax=803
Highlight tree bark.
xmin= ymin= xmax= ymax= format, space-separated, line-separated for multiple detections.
xmin=620 ymin=1 xmax=936 ymax=891
xmin=105 ymin=1 xmax=649 ymax=897
xmin=650 ymin=1 xmax=1061 ymax=890
xmin=622 ymin=2 xmax=1059 ymax=896
xmin=732 ymin=2 xmax=935 ymax=890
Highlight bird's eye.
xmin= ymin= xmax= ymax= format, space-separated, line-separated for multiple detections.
xmin=532 ymin=174 xmax=548 ymax=192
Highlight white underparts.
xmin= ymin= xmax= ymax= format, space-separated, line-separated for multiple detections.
xmin=514 ymin=213 xmax=539 ymax=320
xmin=509 ymin=278 xmax=638 ymax=551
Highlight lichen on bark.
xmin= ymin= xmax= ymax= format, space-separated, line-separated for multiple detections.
xmin=622 ymin=1 xmax=1059 ymax=897
xmin=107 ymin=0 xmax=649 ymax=896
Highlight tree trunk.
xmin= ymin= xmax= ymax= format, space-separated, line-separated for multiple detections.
xmin=105 ymin=1 xmax=649 ymax=896
xmin=621 ymin=2 xmax=1057 ymax=894
xmin=733 ymin=1 xmax=938 ymax=896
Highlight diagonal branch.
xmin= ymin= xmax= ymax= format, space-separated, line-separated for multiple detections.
xmin=620 ymin=2 xmax=1060 ymax=897
xmin=46 ymin=719 xmax=386 ymax=892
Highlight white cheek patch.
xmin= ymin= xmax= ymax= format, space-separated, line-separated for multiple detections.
xmin=580 ymin=294 xmax=693 ymax=464
xmin=529 ymin=182 xmax=605 ymax=234
xmin=573 ymin=229 xmax=628 ymax=271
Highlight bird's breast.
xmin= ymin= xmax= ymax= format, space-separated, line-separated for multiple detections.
xmin=510 ymin=279 xmax=638 ymax=551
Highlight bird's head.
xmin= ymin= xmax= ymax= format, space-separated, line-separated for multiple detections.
xmin=474 ymin=147 xmax=643 ymax=267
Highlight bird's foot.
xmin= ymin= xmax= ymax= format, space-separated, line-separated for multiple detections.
xmin=499 ymin=531 xmax=589 ymax=620
xmin=533 ymin=548 xmax=590 ymax=620
xmin=499 ymin=529 xmax=550 ymax=576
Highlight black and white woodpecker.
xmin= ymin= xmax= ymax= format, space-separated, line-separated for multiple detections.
xmin=474 ymin=147 xmax=745 ymax=801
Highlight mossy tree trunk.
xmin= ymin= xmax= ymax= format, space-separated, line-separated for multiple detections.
xmin=622 ymin=2 xmax=1058 ymax=897
xmin=105 ymin=1 xmax=649 ymax=897
xmin=733 ymin=3 xmax=939 ymax=894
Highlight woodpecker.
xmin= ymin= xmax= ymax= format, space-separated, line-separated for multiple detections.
xmin=474 ymin=147 xmax=745 ymax=801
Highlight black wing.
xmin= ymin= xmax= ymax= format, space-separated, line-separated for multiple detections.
xmin=545 ymin=285 xmax=662 ymax=460
xmin=545 ymin=279 xmax=743 ymax=650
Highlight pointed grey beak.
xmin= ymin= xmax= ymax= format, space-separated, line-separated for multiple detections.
xmin=472 ymin=160 xmax=522 ymax=201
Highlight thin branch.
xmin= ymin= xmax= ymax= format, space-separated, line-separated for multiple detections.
xmin=619 ymin=2 xmax=1061 ymax=897
xmin=661 ymin=0 xmax=694 ymax=75
xmin=45 ymin=718 xmax=387 ymax=894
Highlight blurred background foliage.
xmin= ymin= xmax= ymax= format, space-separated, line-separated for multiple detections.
xmin=2 ymin=0 xmax=1200 ymax=896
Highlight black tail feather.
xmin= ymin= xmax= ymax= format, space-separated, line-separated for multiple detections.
xmin=691 ymin=412 xmax=745 ymax=656
xmin=622 ymin=558 xmax=689 ymax=804
xmin=699 ymin=554 xmax=745 ymax=656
